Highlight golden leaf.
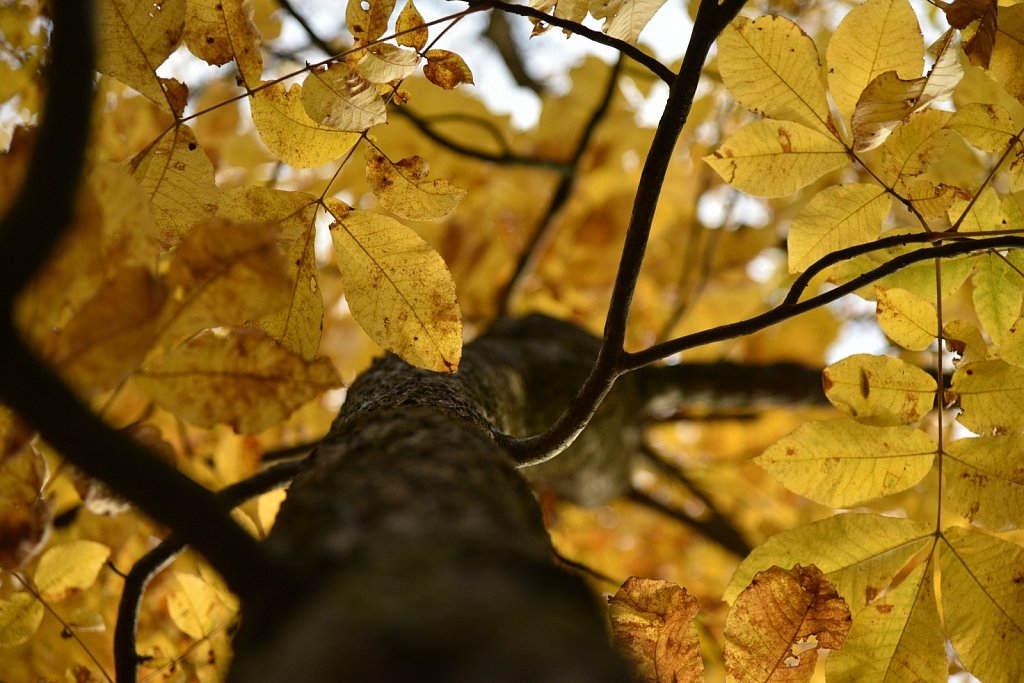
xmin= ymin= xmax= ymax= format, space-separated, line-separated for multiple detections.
xmin=940 ymin=526 xmax=1024 ymax=682
xmin=879 ymin=109 xmax=954 ymax=188
xmin=0 ymin=594 xmax=44 ymax=648
xmin=130 ymin=124 xmax=220 ymax=249
xmin=875 ymin=286 xmax=938 ymax=351
xmin=346 ymin=0 xmax=397 ymax=43
xmin=51 ymin=266 xmax=167 ymax=394
xmin=250 ymin=82 xmax=362 ymax=168
xmin=302 ymin=64 xmax=387 ymax=131
xmin=35 ymin=540 xmax=111 ymax=602
xmin=945 ymin=435 xmax=1024 ymax=530
xmin=944 ymin=319 xmax=989 ymax=366
xmin=904 ymin=179 xmax=959 ymax=220
xmin=756 ymin=417 xmax=936 ymax=507
xmin=826 ymin=0 xmax=923 ymax=128
xmin=157 ymin=218 xmax=290 ymax=347
xmin=327 ymin=202 xmax=463 ymax=372
xmin=95 ymin=0 xmax=187 ymax=114
xmin=609 ymin=577 xmax=703 ymax=683
xmin=704 ymin=120 xmax=848 ymax=198
xmin=423 ymin=49 xmax=474 ymax=90
xmin=937 ymin=0 xmax=998 ymax=67
xmin=136 ymin=329 xmax=342 ymax=433
xmin=824 ymin=560 xmax=946 ymax=683
xmin=970 ymin=251 xmax=1022 ymax=345
xmin=989 ymin=4 xmax=1024 ymax=100
xmin=724 ymin=564 xmax=851 ymax=683
xmin=183 ymin=0 xmax=263 ymax=87
xmin=823 ymin=353 xmax=936 ymax=426
xmin=365 ymin=148 xmax=466 ymax=221
xmin=787 ymin=184 xmax=889 ymax=273
xmin=718 ymin=16 xmax=833 ymax=135
xmin=0 ymin=445 xmax=50 ymax=569
xmin=396 ymin=0 xmax=428 ymax=51
xmin=167 ymin=572 xmax=226 ymax=640
xmin=356 ymin=44 xmax=421 ymax=84
xmin=590 ymin=0 xmax=666 ymax=45
xmin=947 ymin=102 xmax=1016 ymax=152
xmin=950 ymin=359 xmax=1024 ymax=434
xmin=851 ymin=30 xmax=963 ymax=152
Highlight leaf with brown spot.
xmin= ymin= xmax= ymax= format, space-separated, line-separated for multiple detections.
xmin=0 ymin=444 xmax=50 ymax=570
xmin=945 ymin=435 xmax=1024 ymax=530
xmin=609 ymin=577 xmax=703 ymax=683
xmin=936 ymin=0 xmax=997 ymax=67
xmin=365 ymin=148 xmax=466 ymax=221
xmin=396 ymin=0 xmax=428 ymax=51
xmin=302 ymin=64 xmax=387 ymax=132
xmin=183 ymin=0 xmax=263 ymax=86
xmin=823 ymin=353 xmax=936 ymax=426
xmin=423 ymin=49 xmax=474 ymax=90
xmin=346 ymin=0 xmax=397 ymax=43
xmin=34 ymin=541 xmax=111 ymax=602
xmin=724 ymin=564 xmax=851 ymax=683
xmin=135 ymin=329 xmax=342 ymax=433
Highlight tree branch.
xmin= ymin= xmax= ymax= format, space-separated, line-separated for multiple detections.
xmin=0 ymin=0 xmax=294 ymax=607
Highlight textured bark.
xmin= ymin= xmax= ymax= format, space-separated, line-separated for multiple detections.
xmin=229 ymin=316 xmax=635 ymax=681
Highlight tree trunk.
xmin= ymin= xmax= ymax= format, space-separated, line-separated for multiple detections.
xmin=229 ymin=316 xmax=636 ymax=681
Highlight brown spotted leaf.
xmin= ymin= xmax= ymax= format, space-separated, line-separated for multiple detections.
xmin=365 ymin=148 xmax=466 ymax=221
xmin=423 ymin=49 xmax=474 ymax=90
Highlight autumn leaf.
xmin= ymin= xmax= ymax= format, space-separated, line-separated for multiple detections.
xmin=95 ymin=0 xmax=187 ymax=114
xmin=971 ymin=251 xmax=1022 ymax=346
xmin=947 ymin=102 xmax=1017 ymax=152
xmin=327 ymin=202 xmax=463 ymax=372
xmin=167 ymin=572 xmax=229 ymax=640
xmin=875 ymin=286 xmax=938 ymax=351
xmin=988 ymin=4 xmax=1024 ymax=101
xmin=822 ymin=353 xmax=936 ymax=426
xmin=904 ymin=179 xmax=959 ymax=220
xmin=940 ymin=526 xmax=1024 ymax=682
xmin=396 ymin=0 xmax=428 ymax=51
xmin=346 ymin=0 xmax=397 ymax=43
xmin=34 ymin=540 xmax=111 ymax=602
xmin=725 ymin=514 xmax=933 ymax=612
xmin=950 ymin=359 xmax=1024 ymax=434
xmin=787 ymin=184 xmax=889 ymax=273
xmin=590 ymin=0 xmax=666 ymax=44
xmin=157 ymin=218 xmax=291 ymax=347
xmin=423 ymin=49 xmax=475 ymax=90
xmin=724 ymin=564 xmax=851 ymax=683
xmin=302 ymin=64 xmax=387 ymax=132
xmin=851 ymin=30 xmax=963 ymax=152
xmin=826 ymin=0 xmax=923 ymax=128
xmin=183 ymin=0 xmax=263 ymax=87
xmin=944 ymin=435 xmax=1024 ymax=530
xmin=0 ymin=593 xmax=44 ymax=648
xmin=717 ymin=16 xmax=833 ymax=135
xmin=936 ymin=0 xmax=998 ymax=67
xmin=608 ymin=577 xmax=703 ymax=683
xmin=704 ymin=120 xmax=848 ymax=198
xmin=135 ymin=329 xmax=342 ymax=433
xmin=365 ymin=148 xmax=467 ymax=221
xmin=824 ymin=560 xmax=946 ymax=683
xmin=356 ymin=44 xmax=421 ymax=84
xmin=879 ymin=110 xmax=954 ymax=188
xmin=250 ymin=82 xmax=362 ymax=168
xmin=756 ymin=417 xmax=936 ymax=506
xmin=130 ymin=124 xmax=220 ymax=249
xmin=0 ymin=444 xmax=50 ymax=569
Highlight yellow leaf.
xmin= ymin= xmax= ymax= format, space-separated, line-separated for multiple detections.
xmin=756 ymin=417 xmax=936 ymax=506
xmin=989 ymin=4 xmax=1024 ymax=101
xmin=34 ymin=540 xmax=111 ymax=602
xmin=945 ymin=435 xmax=1024 ymax=531
xmin=944 ymin=319 xmax=989 ymax=366
xmin=365 ymin=148 xmax=467 ymax=221
xmin=183 ymin=0 xmax=263 ymax=87
xmin=346 ymin=0 xmax=396 ymax=43
xmin=851 ymin=30 xmax=963 ymax=152
xmin=356 ymin=44 xmax=421 ymax=84
xmin=971 ymin=251 xmax=1022 ymax=346
xmin=704 ymin=119 xmax=848 ymax=198
xmin=904 ymin=180 xmax=958 ymax=220
xmin=823 ymin=353 xmax=936 ymax=426
xmin=824 ymin=560 xmax=946 ymax=683
xmin=950 ymin=359 xmax=1024 ymax=434
xmin=590 ymin=0 xmax=666 ymax=45
xmin=717 ymin=16 xmax=832 ymax=135
xmin=396 ymin=0 xmax=428 ymax=51
xmin=787 ymin=184 xmax=889 ymax=273
xmin=157 ymin=218 xmax=290 ymax=347
xmin=940 ymin=526 xmax=1024 ymax=683
xmin=217 ymin=188 xmax=324 ymax=359
xmin=724 ymin=564 xmax=851 ymax=683
xmin=879 ymin=109 xmax=954 ymax=188
xmin=167 ymin=572 xmax=224 ymax=639
xmin=825 ymin=0 xmax=923 ymax=128
xmin=95 ymin=0 xmax=187 ymax=114
xmin=876 ymin=286 xmax=937 ymax=351
xmin=738 ymin=515 xmax=932 ymax=611
xmin=0 ymin=444 xmax=49 ymax=569
xmin=608 ymin=577 xmax=703 ymax=683
xmin=328 ymin=204 xmax=462 ymax=372
xmin=256 ymin=488 xmax=287 ymax=536
xmin=423 ymin=49 xmax=474 ymax=90
xmin=136 ymin=329 xmax=342 ymax=433
xmin=302 ymin=64 xmax=387 ymax=132
xmin=130 ymin=124 xmax=220 ymax=249
xmin=250 ymin=82 xmax=362 ymax=168
xmin=0 ymin=593 xmax=43 ymax=648
xmin=51 ymin=267 xmax=168 ymax=394
xmin=947 ymin=102 xmax=1017 ymax=152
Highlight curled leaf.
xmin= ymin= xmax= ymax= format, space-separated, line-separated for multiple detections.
xmin=356 ymin=44 xmax=421 ymax=84
xmin=302 ymin=64 xmax=387 ymax=132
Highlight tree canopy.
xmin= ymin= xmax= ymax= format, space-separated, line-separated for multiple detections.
xmin=1 ymin=0 xmax=1023 ymax=680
